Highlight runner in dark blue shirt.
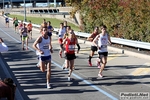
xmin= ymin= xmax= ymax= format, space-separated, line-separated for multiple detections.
xmin=5 ymin=17 xmax=9 ymax=28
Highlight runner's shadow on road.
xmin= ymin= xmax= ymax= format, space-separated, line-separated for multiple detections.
xmin=105 ymin=65 xmax=142 ymax=69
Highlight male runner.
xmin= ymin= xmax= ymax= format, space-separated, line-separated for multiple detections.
xmin=33 ymin=27 xmax=53 ymax=89
xmin=93 ymin=25 xmax=112 ymax=77
xmin=87 ymin=27 xmax=99 ymax=66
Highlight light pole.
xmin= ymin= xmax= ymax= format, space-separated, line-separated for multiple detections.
xmin=3 ymin=0 xmax=4 ymax=10
xmin=10 ymin=0 xmax=12 ymax=9
xmin=54 ymin=0 xmax=56 ymax=8
xmin=23 ymin=0 xmax=27 ymax=22
xmin=47 ymin=0 xmax=49 ymax=7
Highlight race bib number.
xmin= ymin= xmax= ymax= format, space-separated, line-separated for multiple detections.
xmin=68 ymin=45 xmax=75 ymax=51
xmin=22 ymin=32 xmax=27 ymax=37
xmin=43 ymin=44 xmax=49 ymax=49
xmin=101 ymin=45 xmax=107 ymax=48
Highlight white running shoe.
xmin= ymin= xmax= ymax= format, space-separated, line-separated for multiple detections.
xmin=68 ymin=77 xmax=71 ymax=81
xmin=47 ymin=83 xmax=51 ymax=89
xmin=36 ymin=63 xmax=40 ymax=68
xmin=98 ymin=65 xmax=101 ymax=68
xmin=98 ymin=73 xmax=103 ymax=78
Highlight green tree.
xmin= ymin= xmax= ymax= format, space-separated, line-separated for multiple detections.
xmin=66 ymin=0 xmax=150 ymax=42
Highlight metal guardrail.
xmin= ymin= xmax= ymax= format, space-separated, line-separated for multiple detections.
xmin=5 ymin=15 xmax=150 ymax=51
xmin=31 ymin=23 xmax=150 ymax=51
xmin=111 ymin=37 xmax=150 ymax=51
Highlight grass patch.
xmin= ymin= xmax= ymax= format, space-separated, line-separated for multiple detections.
xmin=8 ymin=14 xmax=80 ymax=31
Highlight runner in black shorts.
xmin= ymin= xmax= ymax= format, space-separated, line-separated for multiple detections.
xmin=87 ymin=27 xmax=99 ymax=66
xmin=5 ymin=17 xmax=9 ymax=28
xmin=93 ymin=25 xmax=112 ymax=78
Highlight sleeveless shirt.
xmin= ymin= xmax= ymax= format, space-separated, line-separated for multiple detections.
xmin=36 ymin=36 xmax=51 ymax=56
xmin=98 ymin=33 xmax=109 ymax=52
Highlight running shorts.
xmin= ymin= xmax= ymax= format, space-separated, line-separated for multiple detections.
xmin=98 ymin=52 xmax=108 ymax=58
xmin=6 ymin=21 xmax=9 ymax=23
xmin=22 ymin=36 xmax=28 ymax=41
xmin=15 ymin=24 xmax=18 ymax=27
xmin=65 ymin=53 xmax=76 ymax=60
xmin=39 ymin=55 xmax=51 ymax=62
xmin=91 ymin=46 xmax=98 ymax=52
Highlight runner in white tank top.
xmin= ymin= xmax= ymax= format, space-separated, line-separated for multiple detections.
xmin=36 ymin=36 xmax=51 ymax=56
xmin=33 ymin=27 xmax=53 ymax=89
xmin=93 ymin=25 xmax=112 ymax=78
xmin=58 ymin=23 xmax=66 ymax=58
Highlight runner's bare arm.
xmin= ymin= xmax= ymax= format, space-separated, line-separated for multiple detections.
xmin=87 ymin=34 xmax=94 ymax=41
xmin=93 ymin=35 xmax=99 ymax=47
xmin=32 ymin=37 xmax=42 ymax=52
xmin=49 ymin=36 xmax=53 ymax=53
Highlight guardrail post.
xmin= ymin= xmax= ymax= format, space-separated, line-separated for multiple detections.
xmin=63 ymin=14 xmax=65 ymax=18
xmin=84 ymin=39 xmax=86 ymax=44
xmin=122 ymin=49 xmax=124 ymax=54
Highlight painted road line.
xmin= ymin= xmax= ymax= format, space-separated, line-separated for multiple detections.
xmin=107 ymin=54 xmax=123 ymax=61
xmin=1 ymin=28 xmax=118 ymax=100
xmin=52 ymin=61 xmax=118 ymax=100
xmin=130 ymin=63 xmax=150 ymax=76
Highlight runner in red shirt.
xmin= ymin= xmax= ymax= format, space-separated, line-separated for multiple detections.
xmin=62 ymin=29 xmax=80 ymax=81
xmin=27 ymin=20 xmax=33 ymax=39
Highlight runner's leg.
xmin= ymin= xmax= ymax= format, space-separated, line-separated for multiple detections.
xmin=68 ymin=59 xmax=74 ymax=81
xmin=46 ymin=60 xmax=51 ymax=88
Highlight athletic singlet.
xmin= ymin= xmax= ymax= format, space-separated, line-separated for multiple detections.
xmin=21 ymin=27 xmax=28 ymax=36
xmin=5 ymin=18 xmax=9 ymax=22
xmin=14 ymin=20 xmax=18 ymax=25
xmin=36 ymin=36 xmax=51 ymax=56
xmin=47 ymin=25 xmax=53 ymax=32
xmin=65 ymin=38 xmax=76 ymax=54
xmin=19 ymin=23 xmax=23 ymax=30
xmin=98 ymin=33 xmax=109 ymax=52
xmin=58 ymin=27 xmax=66 ymax=38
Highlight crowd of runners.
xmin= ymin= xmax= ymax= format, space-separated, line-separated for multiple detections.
xmin=2 ymin=17 xmax=112 ymax=89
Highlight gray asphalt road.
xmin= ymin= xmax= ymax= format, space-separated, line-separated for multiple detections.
xmin=0 ymin=16 xmax=150 ymax=100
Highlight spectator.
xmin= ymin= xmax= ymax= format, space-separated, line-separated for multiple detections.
xmin=0 ymin=37 xmax=8 ymax=52
xmin=0 ymin=78 xmax=16 ymax=100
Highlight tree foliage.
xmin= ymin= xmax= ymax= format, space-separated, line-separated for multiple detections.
xmin=65 ymin=0 xmax=150 ymax=42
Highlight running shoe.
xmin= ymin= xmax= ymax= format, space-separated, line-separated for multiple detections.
xmin=88 ymin=60 xmax=92 ymax=66
xmin=26 ymin=48 xmax=28 ymax=50
xmin=62 ymin=67 xmax=66 ymax=70
xmin=22 ymin=48 xmax=25 ymax=50
xmin=68 ymin=77 xmax=71 ymax=81
xmin=47 ymin=83 xmax=51 ymax=89
xmin=36 ymin=63 xmax=40 ymax=68
xmin=63 ymin=67 xmax=69 ymax=71
xmin=98 ymin=73 xmax=103 ymax=78
xmin=97 ymin=61 xmax=101 ymax=68
xmin=98 ymin=65 xmax=101 ymax=68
